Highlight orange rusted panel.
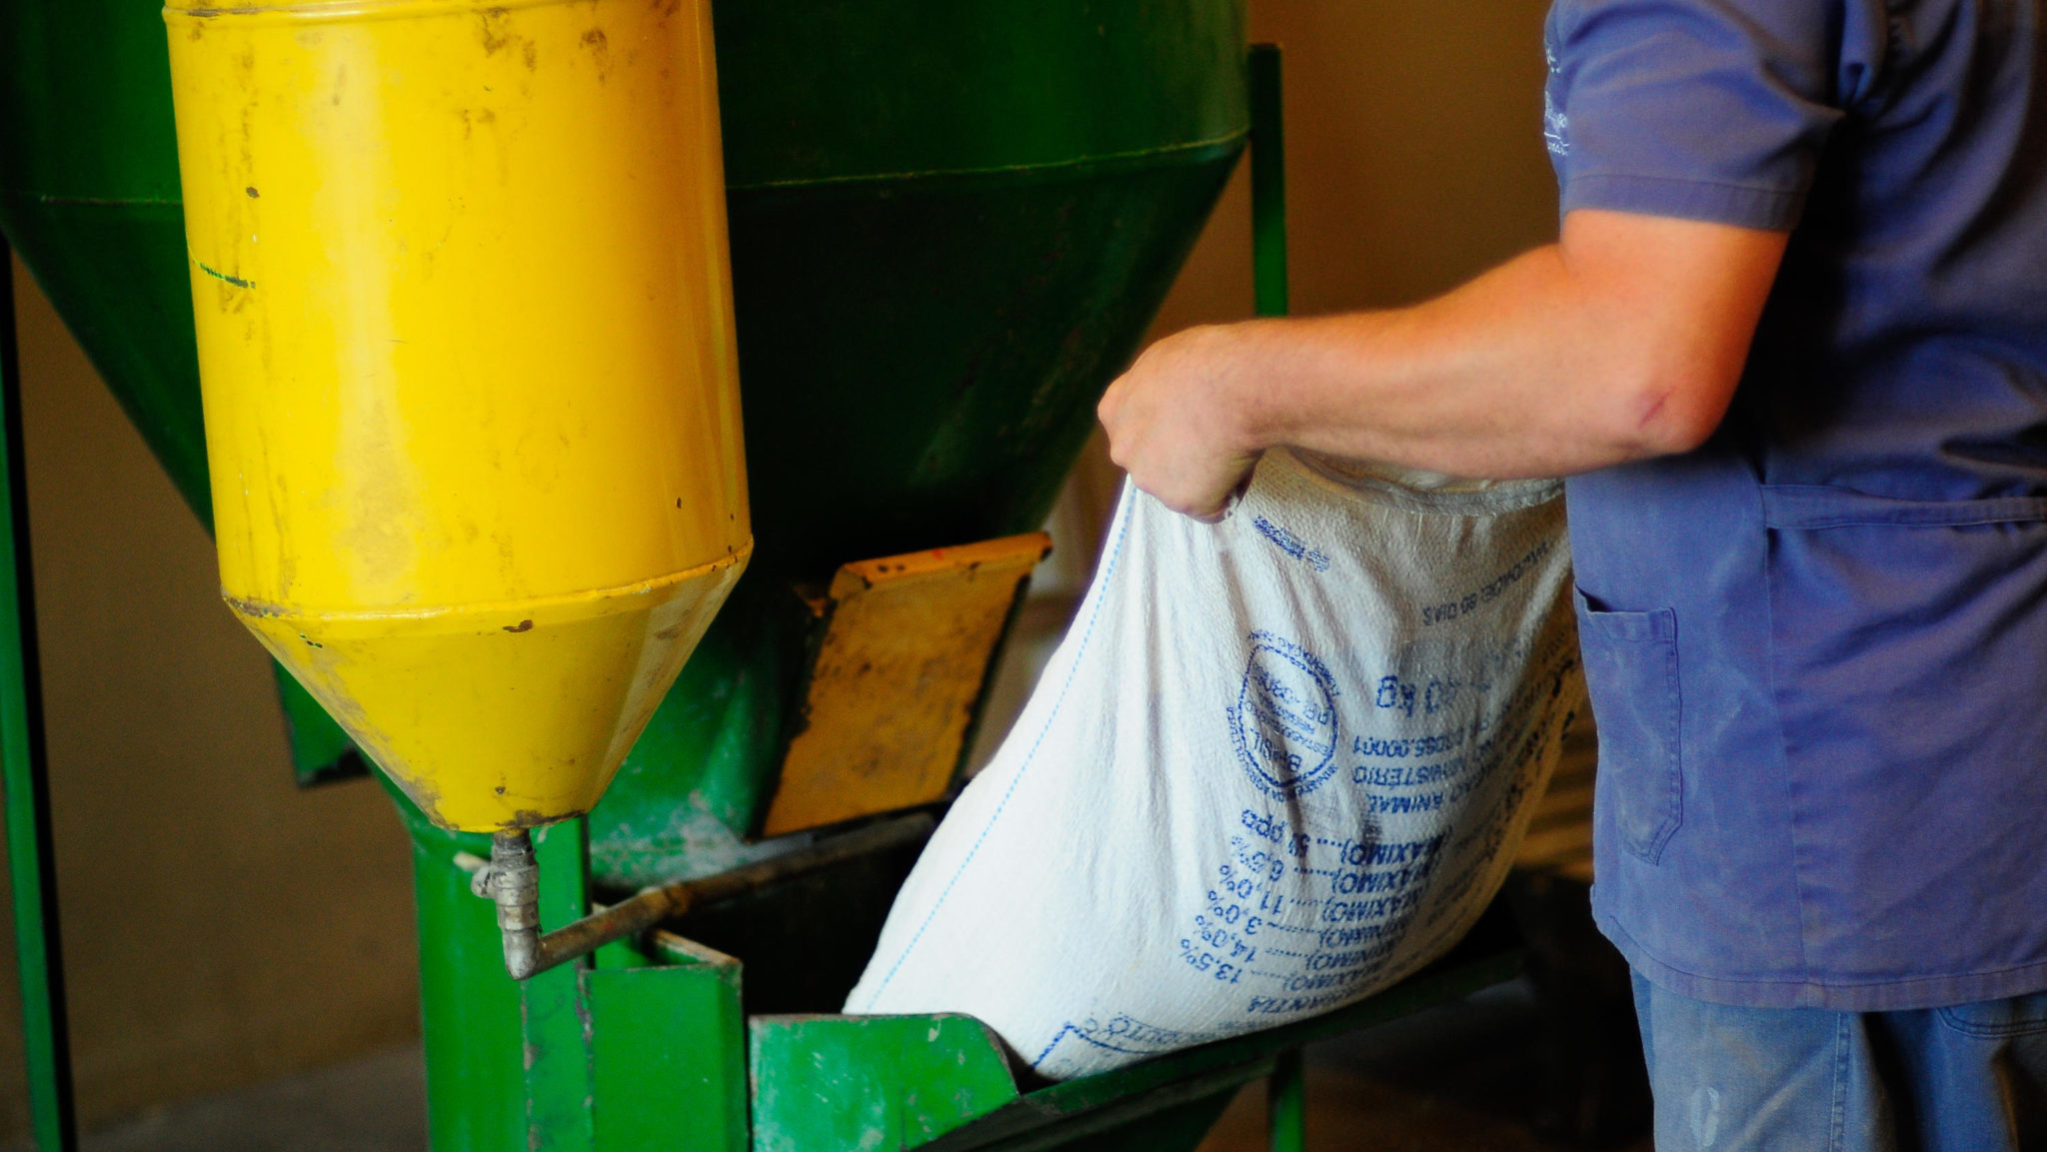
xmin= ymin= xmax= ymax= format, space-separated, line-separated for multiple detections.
xmin=762 ymin=533 xmax=1052 ymax=837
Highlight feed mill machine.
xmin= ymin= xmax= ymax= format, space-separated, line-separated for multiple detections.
xmin=0 ymin=2 xmax=1521 ymax=1149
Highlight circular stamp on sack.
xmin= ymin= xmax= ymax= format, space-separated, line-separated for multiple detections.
xmin=1232 ymin=631 xmax=1341 ymax=799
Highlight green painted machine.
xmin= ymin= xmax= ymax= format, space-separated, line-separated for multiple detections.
xmin=0 ymin=3 xmax=1519 ymax=1149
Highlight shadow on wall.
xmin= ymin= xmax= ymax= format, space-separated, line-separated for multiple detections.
xmin=0 ymin=257 xmax=421 ymax=1138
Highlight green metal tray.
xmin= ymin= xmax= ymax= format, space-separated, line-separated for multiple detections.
xmin=744 ymin=949 xmax=1522 ymax=1152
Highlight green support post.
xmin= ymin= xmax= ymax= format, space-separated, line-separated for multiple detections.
xmin=1249 ymin=44 xmax=1301 ymax=1152
xmin=586 ymin=946 xmax=748 ymax=1152
xmin=751 ymin=1015 xmax=1022 ymax=1151
xmin=1266 ymin=1049 xmax=1304 ymax=1152
xmin=520 ymin=817 xmax=754 ymax=1152
xmin=388 ymin=773 xmax=527 ymax=1152
xmin=398 ymin=775 xmax=756 ymax=1152
xmin=1250 ymin=44 xmax=1287 ymax=321
xmin=0 ymin=241 xmax=77 ymax=1151
xmin=524 ymin=820 xmax=596 ymax=1151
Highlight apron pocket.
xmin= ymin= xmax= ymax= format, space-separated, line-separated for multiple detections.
xmin=1575 ymin=588 xmax=1683 ymax=864
xmin=1937 ymin=994 xmax=2047 ymax=1039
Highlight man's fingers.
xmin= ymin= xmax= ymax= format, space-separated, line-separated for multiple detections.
xmin=1096 ymin=379 xmax=1123 ymax=426
xmin=1122 ymin=459 xmax=1254 ymax=523
xmin=1097 ymin=328 xmax=1258 ymax=523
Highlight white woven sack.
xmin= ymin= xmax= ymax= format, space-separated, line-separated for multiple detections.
xmin=846 ymin=447 xmax=1586 ymax=1079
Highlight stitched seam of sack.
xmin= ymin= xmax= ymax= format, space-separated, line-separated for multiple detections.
xmin=1287 ymin=449 xmax=1563 ymax=515
xmin=865 ymin=492 xmax=1138 ymax=1002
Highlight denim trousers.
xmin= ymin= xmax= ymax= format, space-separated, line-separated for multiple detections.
xmin=1632 ymin=972 xmax=2047 ymax=1151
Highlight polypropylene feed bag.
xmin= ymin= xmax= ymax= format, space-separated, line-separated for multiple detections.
xmin=845 ymin=448 xmax=1585 ymax=1079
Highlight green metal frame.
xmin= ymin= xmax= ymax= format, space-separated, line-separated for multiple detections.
xmin=398 ymin=760 xmax=1518 ymax=1152
xmin=1250 ymin=45 xmax=1289 ymax=325
xmin=747 ymin=949 xmax=1518 ymax=1152
xmin=0 ymin=28 xmax=1523 ymax=1152
xmin=0 ymin=239 xmax=78 ymax=1151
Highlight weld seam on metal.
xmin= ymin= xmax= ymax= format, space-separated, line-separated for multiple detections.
xmin=726 ymin=132 xmax=1249 ymax=194
xmin=223 ymin=538 xmax=753 ymax=624
xmin=166 ymin=0 xmax=597 ymax=27
xmin=14 ymin=195 xmax=183 ymax=208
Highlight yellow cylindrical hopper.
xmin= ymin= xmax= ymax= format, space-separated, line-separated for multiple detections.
xmin=164 ymin=0 xmax=750 ymax=832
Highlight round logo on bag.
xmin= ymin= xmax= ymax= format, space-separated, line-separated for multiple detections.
xmin=1232 ymin=632 xmax=1341 ymax=799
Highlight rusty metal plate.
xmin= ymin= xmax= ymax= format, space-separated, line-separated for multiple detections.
xmin=762 ymin=533 xmax=1051 ymax=837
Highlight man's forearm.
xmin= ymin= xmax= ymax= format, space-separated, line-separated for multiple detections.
xmin=1099 ymin=210 xmax=1788 ymax=517
xmin=1228 ymin=243 xmax=1737 ymax=478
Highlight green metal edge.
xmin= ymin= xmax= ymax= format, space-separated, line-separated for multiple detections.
xmin=1037 ymin=1094 xmax=1240 ymax=1152
xmin=933 ymin=1071 xmax=1253 ymax=1152
xmin=749 ymin=1014 xmax=1023 ymax=1152
xmin=587 ymin=960 xmax=748 ymax=1152
xmin=1266 ymin=1048 xmax=1304 ymax=1152
xmin=386 ymin=775 xmax=527 ymax=1152
xmin=0 ymin=238 xmax=77 ymax=1152
xmin=712 ymin=0 xmax=1248 ymax=187
xmin=917 ymin=950 xmax=1522 ymax=1152
xmin=274 ymin=664 xmax=365 ymax=786
xmin=746 ymin=948 xmax=1517 ymax=1152
xmin=1250 ymin=45 xmax=1288 ymax=322
xmin=524 ymin=821 xmax=596 ymax=1151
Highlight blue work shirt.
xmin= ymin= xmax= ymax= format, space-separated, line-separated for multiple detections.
xmin=1549 ymin=0 xmax=2047 ymax=1009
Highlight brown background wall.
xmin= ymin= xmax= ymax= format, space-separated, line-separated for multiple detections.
xmin=1163 ymin=0 xmax=1561 ymax=329
xmin=0 ymin=0 xmax=1557 ymax=1138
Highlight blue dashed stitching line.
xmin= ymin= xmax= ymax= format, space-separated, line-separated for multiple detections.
xmin=1033 ymin=1024 xmax=1162 ymax=1064
xmin=868 ymin=497 xmax=1139 ymax=1002
xmin=1033 ymin=1024 xmax=1079 ymax=1066
xmin=1033 ymin=1020 xmax=1212 ymax=1067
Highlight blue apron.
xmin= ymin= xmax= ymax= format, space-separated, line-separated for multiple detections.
xmin=1548 ymin=0 xmax=2047 ymax=1009
xmin=1572 ymin=450 xmax=2047 ymax=1010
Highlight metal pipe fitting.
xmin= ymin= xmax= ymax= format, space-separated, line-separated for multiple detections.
xmin=471 ymin=813 xmax=935 ymax=980
xmin=470 ymin=830 xmax=543 ymax=979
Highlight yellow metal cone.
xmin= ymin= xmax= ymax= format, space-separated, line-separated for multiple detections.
xmin=166 ymin=0 xmax=750 ymax=830
xmin=238 ymin=560 xmax=743 ymax=830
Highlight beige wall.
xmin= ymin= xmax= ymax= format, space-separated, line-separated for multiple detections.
xmin=1155 ymin=0 xmax=1559 ymax=334
xmin=0 ymin=0 xmax=1561 ymax=1137
xmin=0 ymin=257 xmax=421 ymax=1136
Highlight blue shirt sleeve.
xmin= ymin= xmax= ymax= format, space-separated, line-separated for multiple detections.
xmin=1544 ymin=0 xmax=1887 ymax=230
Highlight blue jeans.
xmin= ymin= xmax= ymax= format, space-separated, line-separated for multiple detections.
xmin=1632 ymin=973 xmax=2047 ymax=1151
